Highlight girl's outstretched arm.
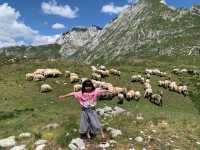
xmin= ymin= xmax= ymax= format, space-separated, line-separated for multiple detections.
xmin=58 ymin=92 xmax=74 ymax=100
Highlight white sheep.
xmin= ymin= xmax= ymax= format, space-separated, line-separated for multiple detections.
xmin=134 ymin=91 xmax=141 ymax=101
xmin=117 ymin=93 xmax=125 ymax=104
xmin=144 ymin=88 xmax=153 ymax=99
xmin=126 ymin=90 xmax=135 ymax=101
xmin=74 ymin=84 xmax=82 ymax=92
xmin=91 ymin=73 xmax=101 ymax=81
xmin=70 ymin=73 xmax=79 ymax=83
xmin=91 ymin=66 xmax=97 ymax=72
xmin=150 ymin=92 xmax=163 ymax=106
xmin=131 ymin=75 xmax=144 ymax=83
xmin=33 ymin=74 xmax=45 ymax=81
xmin=110 ymin=69 xmax=121 ymax=76
xmin=99 ymin=65 xmax=106 ymax=70
xmin=65 ymin=70 xmax=71 ymax=78
xmin=144 ymin=82 xmax=151 ymax=90
xmin=40 ymin=84 xmax=53 ymax=93
xmin=25 ymin=73 xmax=35 ymax=81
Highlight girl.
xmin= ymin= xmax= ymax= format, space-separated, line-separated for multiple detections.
xmin=58 ymin=79 xmax=112 ymax=141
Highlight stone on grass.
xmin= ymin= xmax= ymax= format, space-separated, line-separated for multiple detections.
xmin=34 ymin=140 xmax=48 ymax=145
xmin=68 ymin=138 xmax=85 ymax=150
xmin=135 ymin=136 xmax=144 ymax=143
xmin=19 ymin=133 xmax=32 ymax=138
xmin=107 ymin=127 xmax=122 ymax=138
xmin=35 ymin=144 xmax=46 ymax=150
xmin=0 ymin=136 xmax=16 ymax=148
xmin=10 ymin=145 xmax=27 ymax=150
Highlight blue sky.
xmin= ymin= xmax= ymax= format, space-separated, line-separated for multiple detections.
xmin=0 ymin=0 xmax=199 ymax=47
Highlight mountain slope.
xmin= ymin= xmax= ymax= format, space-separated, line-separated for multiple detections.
xmin=64 ymin=0 xmax=200 ymax=64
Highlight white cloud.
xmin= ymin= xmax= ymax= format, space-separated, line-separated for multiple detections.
xmin=160 ymin=0 xmax=176 ymax=10
xmin=0 ymin=3 xmax=60 ymax=48
xmin=41 ymin=0 xmax=78 ymax=18
xmin=52 ymin=23 xmax=65 ymax=29
xmin=101 ymin=3 xmax=129 ymax=15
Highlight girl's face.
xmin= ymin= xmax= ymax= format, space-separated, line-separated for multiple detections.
xmin=85 ymin=86 xmax=93 ymax=92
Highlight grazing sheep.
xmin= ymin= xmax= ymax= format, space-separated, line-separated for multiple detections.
xmin=178 ymin=85 xmax=188 ymax=96
xmin=144 ymin=82 xmax=151 ymax=90
xmin=180 ymin=69 xmax=188 ymax=73
xmin=126 ymin=90 xmax=135 ymax=101
xmin=134 ymin=91 xmax=141 ymax=101
xmin=43 ymin=69 xmax=62 ymax=77
xmin=95 ymin=69 xmax=109 ymax=78
xmin=25 ymin=73 xmax=35 ymax=81
xmin=65 ymin=70 xmax=71 ymax=78
xmin=113 ymin=87 xmax=127 ymax=96
xmin=33 ymin=74 xmax=45 ymax=81
xmin=158 ymin=80 xmax=165 ymax=87
xmin=146 ymin=73 xmax=151 ymax=79
xmin=91 ymin=66 xmax=97 ymax=72
xmin=131 ymin=75 xmax=144 ymax=83
xmin=172 ymin=68 xmax=180 ymax=74
xmin=110 ymin=69 xmax=121 ymax=76
xmin=74 ymin=84 xmax=82 ymax=92
xmin=169 ymin=82 xmax=178 ymax=91
xmin=33 ymin=69 xmax=62 ymax=78
xmin=117 ymin=93 xmax=124 ymax=104
xmin=99 ymin=65 xmax=106 ymax=70
xmin=91 ymin=73 xmax=101 ymax=81
xmin=150 ymin=92 xmax=163 ymax=106
xmin=98 ymin=91 xmax=114 ymax=100
xmin=34 ymin=69 xmax=46 ymax=75
xmin=145 ymin=69 xmax=167 ymax=77
xmin=144 ymin=88 xmax=153 ymax=99
xmin=40 ymin=84 xmax=53 ymax=93
xmin=70 ymin=73 xmax=79 ymax=83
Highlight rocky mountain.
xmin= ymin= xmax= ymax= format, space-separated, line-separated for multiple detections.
xmin=58 ymin=0 xmax=200 ymax=64
xmin=56 ymin=26 xmax=102 ymax=57
xmin=0 ymin=0 xmax=200 ymax=64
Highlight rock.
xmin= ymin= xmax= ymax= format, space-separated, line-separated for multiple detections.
xmin=107 ymin=127 xmax=122 ymax=138
xmin=128 ymin=137 xmax=133 ymax=141
xmin=103 ymin=106 xmax=113 ymax=113
xmin=34 ymin=140 xmax=48 ymax=145
xmin=99 ymin=142 xmax=110 ymax=149
xmin=35 ymin=144 xmax=46 ymax=150
xmin=10 ymin=145 xmax=27 ymax=150
xmin=112 ymin=106 xmax=126 ymax=115
xmin=42 ymin=123 xmax=59 ymax=130
xmin=68 ymin=138 xmax=85 ymax=150
xmin=19 ymin=133 xmax=32 ymax=138
xmin=196 ymin=142 xmax=200 ymax=145
xmin=96 ymin=108 xmax=105 ymax=116
xmin=0 ymin=136 xmax=16 ymax=148
xmin=135 ymin=136 xmax=144 ymax=143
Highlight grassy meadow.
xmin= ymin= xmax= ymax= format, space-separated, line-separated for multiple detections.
xmin=0 ymin=56 xmax=200 ymax=149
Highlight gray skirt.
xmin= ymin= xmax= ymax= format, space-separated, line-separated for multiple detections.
xmin=80 ymin=108 xmax=102 ymax=134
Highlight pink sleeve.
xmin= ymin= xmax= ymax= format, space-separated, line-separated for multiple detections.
xmin=72 ymin=91 xmax=82 ymax=99
xmin=95 ymin=88 xmax=102 ymax=97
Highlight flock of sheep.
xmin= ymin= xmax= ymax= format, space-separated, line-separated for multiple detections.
xmin=25 ymin=64 xmax=192 ymax=107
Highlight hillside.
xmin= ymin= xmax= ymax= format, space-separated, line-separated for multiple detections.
xmin=0 ymin=56 xmax=200 ymax=149
xmin=69 ymin=0 xmax=200 ymax=63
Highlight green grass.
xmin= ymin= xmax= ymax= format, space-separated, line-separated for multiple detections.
xmin=0 ymin=57 xmax=200 ymax=149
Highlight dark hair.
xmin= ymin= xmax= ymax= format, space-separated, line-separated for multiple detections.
xmin=81 ymin=79 xmax=95 ymax=93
